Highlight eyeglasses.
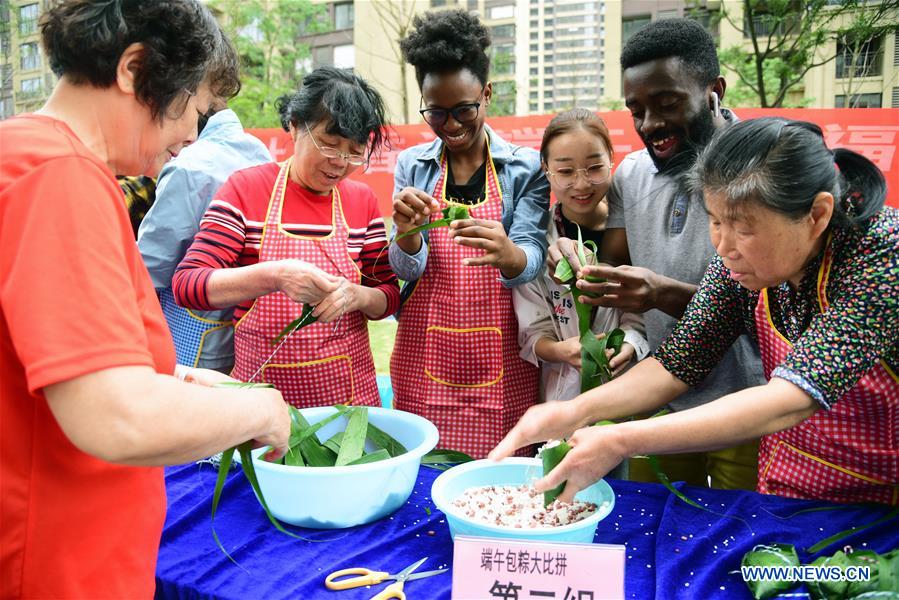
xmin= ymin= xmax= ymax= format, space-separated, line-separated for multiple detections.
xmin=303 ymin=122 xmax=367 ymax=166
xmin=419 ymin=87 xmax=486 ymax=127
xmin=546 ymin=164 xmax=613 ymax=188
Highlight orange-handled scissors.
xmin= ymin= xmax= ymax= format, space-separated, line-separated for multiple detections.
xmin=325 ymin=556 xmax=448 ymax=599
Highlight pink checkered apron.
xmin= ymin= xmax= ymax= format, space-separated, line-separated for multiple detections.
xmin=390 ymin=149 xmax=539 ymax=458
xmin=231 ymin=159 xmax=379 ymax=408
xmin=755 ymin=240 xmax=899 ymax=505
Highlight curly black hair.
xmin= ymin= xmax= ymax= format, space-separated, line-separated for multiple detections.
xmin=399 ymin=8 xmax=491 ymax=88
xmin=620 ymin=17 xmax=719 ymax=87
xmin=276 ymin=67 xmax=390 ymax=163
xmin=40 ymin=0 xmax=238 ymax=120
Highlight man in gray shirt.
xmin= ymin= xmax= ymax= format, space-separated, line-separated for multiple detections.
xmin=557 ymin=19 xmax=765 ymax=490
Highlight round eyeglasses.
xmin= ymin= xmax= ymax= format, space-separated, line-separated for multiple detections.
xmin=419 ymin=86 xmax=486 ymax=127
xmin=304 ymin=122 xmax=367 ymax=166
xmin=546 ymin=164 xmax=613 ymax=188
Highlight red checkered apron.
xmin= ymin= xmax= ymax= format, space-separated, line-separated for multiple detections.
xmin=390 ymin=148 xmax=539 ymax=458
xmin=231 ymin=159 xmax=379 ymax=408
xmin=755 ymin=240 xmax=899 ymax=504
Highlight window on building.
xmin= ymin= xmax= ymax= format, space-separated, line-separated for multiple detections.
xmin=689 ymin=9 xmax=719 ymax=40
xmin=545 ymin=42 xmax=554 ymax=50
xmin=491 ymin=24 xmax=515 ymax=39
xmin=468 ymin=0 xmax=478 ymax=10
xmin=0 ymin=98 xmax=11 ymax=119
xmin=530 ymin=43 xmax=539 ymax=52
xmin=623 ymin=16 xmax=651 ymax=46
xmin=334 ymin=3 xmax=354 ymax=30
xmin=430 ymin=0 xmax=447 ymax=7
xmin=834 ymin=93 xmax=882 ymax=108
xmin=530 ymin=7 xmax=538 ymax=16
xmin=658 ymin=9 xmax=679 ymax=20
xmin=894 ymin=34 xmax=898 ymax=66
xmin=20 ymin=42 xmax=39 ymax=71
xmin=529 ymin=101 xmax=538 ymax=112
xmin=20 ymin=76 xmax=41 ymax=97
xmin=493 ymin=44 xmax=515 ymax=75
xmin=333 ymin=44 xmax=355 ymax=69
xmin=892 ymin=86 xmax=899 ymax=108
xmin=18 ymin=4 xmax=39 ymax=35
xmin=530 ymin=67 xmax=538 ymax=75
xmin=530 ymin=91 xmax=538 ymax=100
xmin=544 ymin=66 xmax=553 ymax=74
xmin=489 ymin=4 xmax=515 ymax=20
xmin=313 ymin=46 xmax=332 ymax=69
xmin=836 ymin=35 xmax=883 ymax=79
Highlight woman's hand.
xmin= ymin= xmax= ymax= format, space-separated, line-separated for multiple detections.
xmin=253 ymin=389 xmax=292 ymax=462
xmin=547 ymin=237 xmax=583 ymax=283
xmin=449 ymin=218 xmax=526 ymax=279
xmin=534 ymin=424 xmax=630 ymax=503
xmin=552 ymin=335 xmax=584 ymax=369
xmin=609 ymin=342 xmax=636 ymax=377
xmin=276 ymin=259 xmax=341 ymax=304
xmin=489 ymin=400 xmax=589 ymax=461
xmin=176 ymin=366 xmax=234 ymax=387
xmin=392 ymin=187 xmax=440 ymax=235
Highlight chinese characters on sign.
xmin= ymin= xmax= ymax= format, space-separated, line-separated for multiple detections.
xmin=452 ymin=536 xmax=625 ymax=600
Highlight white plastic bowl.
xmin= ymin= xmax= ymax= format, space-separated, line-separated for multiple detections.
xmin=247 ymin=406 xmax=438 ymax=529
xmin=431 ymin=458 xmax=615 ymax=543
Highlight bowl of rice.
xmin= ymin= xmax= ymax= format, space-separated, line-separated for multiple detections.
xmin=431 ymin=457 xmax=615 ymax=543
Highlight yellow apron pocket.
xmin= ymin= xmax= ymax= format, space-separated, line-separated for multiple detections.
xmin=261 ymin=356 xmax=354 ymax=408
xmin=423 ymin=326 xmax=503 ymax=388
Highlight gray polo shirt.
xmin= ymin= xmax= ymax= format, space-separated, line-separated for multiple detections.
xmin=607 ymin=146 xmax=766 ymax=411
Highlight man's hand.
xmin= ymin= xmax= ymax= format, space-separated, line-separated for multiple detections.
xmin=489 ymin=400 xmax=588 ymax=461
xmin=574 ymin=264 xmax=662 ymax=313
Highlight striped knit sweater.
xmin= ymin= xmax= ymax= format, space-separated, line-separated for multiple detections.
xmin=173 ymin=162 xmax=399 ymax=320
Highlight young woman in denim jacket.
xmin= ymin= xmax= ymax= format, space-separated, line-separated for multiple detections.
xmin=387 ymin=9 xmax=550 ymax=458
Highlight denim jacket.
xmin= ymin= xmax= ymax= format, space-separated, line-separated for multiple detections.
xmin=388 ymin=125 xmax=550 ymax=291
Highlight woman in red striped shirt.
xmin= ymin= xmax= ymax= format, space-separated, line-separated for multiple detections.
xmin=174 ymin=67 xmax=398 ymax=407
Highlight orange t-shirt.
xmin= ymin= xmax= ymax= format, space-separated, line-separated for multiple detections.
xmin=0 ymin=115 xmax=176 ymax=598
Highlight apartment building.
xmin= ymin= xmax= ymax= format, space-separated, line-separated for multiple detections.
xmin=2 ymin=1 xmax=56 ymax=119
xmin=1 ymin=1 xmax=895 ymax=120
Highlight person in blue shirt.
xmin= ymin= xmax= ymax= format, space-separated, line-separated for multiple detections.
xmin=387 ymin=9 xmax=550 ymax=458
xmin=137 ymin=97 xmax=272 ymax=372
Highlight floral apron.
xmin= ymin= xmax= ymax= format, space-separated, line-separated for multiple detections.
xmin=390 ymin=148 xmax=539 ymax=458
xmin=231 ymin=159 xmax=379 ymax=408
xmin=754 ymin=240 xmax=899 ymax=504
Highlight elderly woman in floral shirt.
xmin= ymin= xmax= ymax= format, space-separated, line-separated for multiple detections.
xmin=492 ymin=117 xmax=898 ymax=506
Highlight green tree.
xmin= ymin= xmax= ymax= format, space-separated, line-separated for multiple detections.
xmin=713 ymin=0 xmax=899 ymax=108
xmin=208 ymin=0 xmax=328 ymax=128
xmin=490 ymin=49 xmax=517 ymax=117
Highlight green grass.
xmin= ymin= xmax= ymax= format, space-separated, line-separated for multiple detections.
xmin=367 ymin=318 xmax=397 ymax=375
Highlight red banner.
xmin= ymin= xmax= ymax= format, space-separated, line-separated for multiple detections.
xmin=248 ymin=108 xmax=899 ymax=216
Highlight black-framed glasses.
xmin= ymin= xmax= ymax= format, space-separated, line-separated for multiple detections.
xmin=546 ymin=163 xmax=613 ymax=188
xmin=303 ymin=122 xmax=367 ymax=166
xmin=419 ymin=87 xmax=486 ymax=127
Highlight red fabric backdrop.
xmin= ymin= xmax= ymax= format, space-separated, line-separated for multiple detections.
xmin=248 ymin=109 xmax=899 ymax=216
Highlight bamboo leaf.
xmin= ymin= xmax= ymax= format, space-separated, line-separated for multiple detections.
xmin=283 ymin=444 xmax=305 ymax=467
xmin=211 ymin=447 xmax=240 ymax=565
xmin=287 ymin=405 xmax=351 ymax=449
xmin=299 ymin=436 xmax=337 ymax=467
xmin=347 ymin=448 xmax=391 ymax=465
xmin=554 ymin=256 xmax=576 ymax=283
xmin=422 ymin=449 xmax=475 ymax=464
xmin=575 ymin=223 xmax=587 ymax=267
xmin=335 ymin=407 xmax=368 ymax=466
xmin=394 ymin=217 xmax=451 ymax=241
xmin=365 ymin=421 xmax=408 ymax=457
xmin=444 ymin=204 xmax=470 ymax=220
xmin=323 ymin=431 xmax=344 ymax=455
xmin=272 ymin=303 xmax=317 ymax=345
xmin=806 ymin=508 xmax=899 ymax=554
xmin=540 ymin=440 xmax=572 ymax=506
xmin=237 ymin=444 xmax=312 ymax=541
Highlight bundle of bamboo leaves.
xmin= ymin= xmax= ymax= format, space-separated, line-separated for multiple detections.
xmin=552 ymin=225 xmax=624 ymax=392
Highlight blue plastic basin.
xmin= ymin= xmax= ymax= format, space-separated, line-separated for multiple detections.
xmin=249 ymin=406 xmax=438 ymax=529
xmin=431 ymin=458 xmax=615 ymax=543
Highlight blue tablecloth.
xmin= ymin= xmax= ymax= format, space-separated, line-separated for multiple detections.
xmin=156 ymin=463 xmax=898 ymax=599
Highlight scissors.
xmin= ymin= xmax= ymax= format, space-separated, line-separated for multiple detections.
xmin=325 ymin=556 xmax=448 ymax=599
